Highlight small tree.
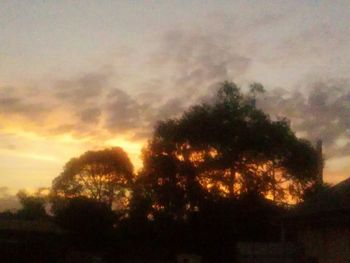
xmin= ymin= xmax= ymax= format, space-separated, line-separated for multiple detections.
xmin=51 ymin=147 xmax=133 ymax=210
xmin=54 ymin=196 xmax=115 ymax=240
xmin=17 ymin=190 xmax=47 ymax=220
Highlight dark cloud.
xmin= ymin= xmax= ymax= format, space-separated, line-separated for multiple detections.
xmin=0 ymin=29 xmax=254 ymax=141
xmin=108 ymin=29 xmax=253 ymax=139
xmin=1 ymin=27 xmax=348 ymax=161
xmin=79 ymin=107 xmax=101 ymax=124
xmin=54 ymin=72 xmax=108 ymax=104
xmin=152 ymin=30 xmax=251 ymax=96
xmin=0 ymin=89 xmax=50 ymax=119
xmin=154 ymin=97 xmax=185 ymax=121
xmin=104 ymin=89 xmax=188 ymax=138
xmin=104 ymin=89 xmax=143 ymax=132
xmin=258 ymin=79 xmax=350 ymax=158
xmin=135 ymin=90 xmax=163 ymax=105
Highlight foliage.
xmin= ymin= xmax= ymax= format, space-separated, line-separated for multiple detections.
xmin=302 ymin=182 xmax=332 ymax=201
xmin=54 ymin=196 xmax=115 ymax=238
xmin=51 ymin=147 xmax=133 ymax=209
xmin=0 ymin=210 xmax=16 ymax=219
xmin=16 ymin=190 xmax=47 ymax=220
xmin=137 ymin=81 xmax=319 ymax=220
xmin=44 ymin=81 xmax=322 ymax=260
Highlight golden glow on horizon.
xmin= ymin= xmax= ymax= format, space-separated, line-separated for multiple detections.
xmin=8 ymin=130 xmax=144 ymax=168
xmin=0 ymin=110 xmax=348 ymax=193
xmin=105 ymin=137 xmax=143 ymax=153
xmin=105 ymin=137 xmax=144 ymax=170
xmin=0 ymin=118 xmax=348 ymax=193
xmin=0 ymin=118 xmax=145 ymax=191
xmin=0 ymin=149 xmax=59 ymax=163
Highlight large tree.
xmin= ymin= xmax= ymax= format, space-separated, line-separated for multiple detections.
xmin=51 ymin=147 xmax=133 ymax=209
xmin=138 ymin=82 xmax=319 ymax=219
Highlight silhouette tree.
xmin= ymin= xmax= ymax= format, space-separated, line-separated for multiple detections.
xmin=302 ymin=182 xmax=332 ymax=201
xmin=17 ymin=190 xmax=47 ymax=220
xmin=137 ymin=82 xmax=319 ymax=220
xmin=54 ymin=196 xmax=115 ymax=240
xmin=249 ymin=82 xmax=265 ymax=107
xmin=51 ymin=147 xmax=133 ymax=210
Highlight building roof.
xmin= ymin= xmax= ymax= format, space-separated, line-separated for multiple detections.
xmin=292 ymin=177 xmax=350 ymax=221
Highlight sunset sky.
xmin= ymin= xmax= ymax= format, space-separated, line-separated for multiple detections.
xmin=0 ymin=1 xmax=350 ymax=207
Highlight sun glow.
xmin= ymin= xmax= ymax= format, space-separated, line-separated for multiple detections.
xmin=0 ymin=150 xmax=58 ymax=163
xmin=105 ymin=137 xmax=144 ymax=170
xmin=0 ymin=120 xmax=146 ymax=191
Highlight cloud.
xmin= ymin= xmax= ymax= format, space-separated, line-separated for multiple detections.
xmin=0 ymin=86 xmax=51 ymax=120
xmin=53 ymin=72 xmax=108 ymax=104
xmin=1 ymin=26 xmax=348 ymax=165
xmin=104 ymin=88 xmax=143 ymax=132
xmin=150 ymin=30 xmax=251 ymax=96
xmin=257 ymin=79 xmax=350 ymax=159
xmin=258 ymin=20 xmax=350 ymax=84
xmin=79 ymin=107 xmax=101 ymax=124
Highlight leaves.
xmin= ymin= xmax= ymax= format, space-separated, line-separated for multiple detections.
xmin=139 ymin=82 xmax=319 ymax=220
xmin=51 ymin=147 xmax=134 ymax=209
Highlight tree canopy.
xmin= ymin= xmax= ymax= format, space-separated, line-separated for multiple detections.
xmin=51 ymin=147 xmax=133 ymax=209
xmin=43 ymin=81 xmax=323 ymax=260
xmin=54 ymin=196 xmax=115 ymax=240
xmin=138 ymin=82 xmax=319 ymax=220
xmin=16 ymin=190 xmax=47 ymax=220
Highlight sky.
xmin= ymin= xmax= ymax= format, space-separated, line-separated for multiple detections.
xmin=0 ymin=0 xmax=350 ymax=209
